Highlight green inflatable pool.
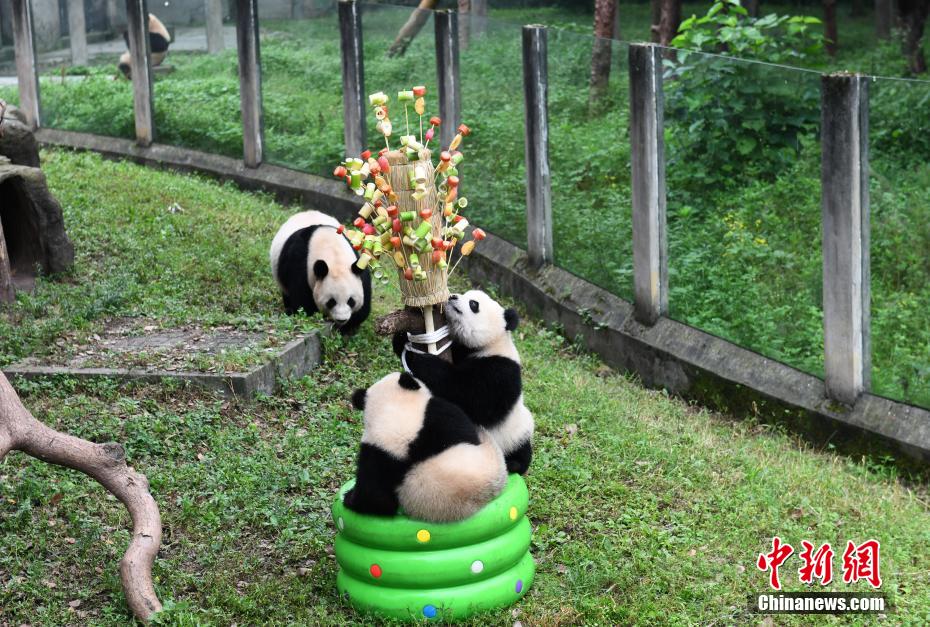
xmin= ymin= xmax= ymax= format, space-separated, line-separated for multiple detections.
xmin=331 ymin=474 xmax=535 ymax=621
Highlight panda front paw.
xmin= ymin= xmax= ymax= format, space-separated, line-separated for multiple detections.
xmin=392 ymin=331 xmax=408 ymax=357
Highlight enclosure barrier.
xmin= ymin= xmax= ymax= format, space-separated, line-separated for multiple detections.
xmin=6 ymin=2 xmax=929 ymax=457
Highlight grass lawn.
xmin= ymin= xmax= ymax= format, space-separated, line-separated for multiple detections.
xmin=1 ymin=149 xmax=930 ymax=624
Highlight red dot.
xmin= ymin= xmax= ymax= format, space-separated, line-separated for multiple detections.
xmin=370 ymin=564 xmax=382 ymax=578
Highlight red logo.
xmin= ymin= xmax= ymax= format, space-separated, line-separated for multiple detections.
xmin=758 ymin=538 xmax=881 ymax=590
xmin=842 ymin=540 xmax=882 ymax=588
xmin=757 ymin=536 xmax=794 ymax=590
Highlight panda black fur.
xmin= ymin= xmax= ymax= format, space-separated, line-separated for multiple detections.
xmin=394 ymin=290 xmax=534 ymax=475
xmin=118 ymin=14 xmax=171 ymax=78
xmin=343 ymin=371 xmax=507 ymax=522
xmin=270 ymin=210 xmax=371 ymax=335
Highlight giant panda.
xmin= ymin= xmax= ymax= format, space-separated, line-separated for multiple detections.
xmin=394 ymin=290 xmax=533 ymax=475
xmin=118 ymin=14 xmax=171 ymax=78
xmin=269 ymin=210 xmax=371 ymax=335
xmin=343 ymin=371 xmax=507 ymax=522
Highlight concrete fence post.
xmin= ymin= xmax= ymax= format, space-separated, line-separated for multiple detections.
xmin=435 ymin=10 xmax=461 ymax=151
xmin=236 ymin=0 xmax=264 ymax=167
xmin=821 ymin=73 xmax=871 ymax=405
xmin=68 ymin=0 xmax=89 ymax=65
xmin=629 ymin=43 xmax=668 ymax=325
xmin=10 ymin=0 xmax=41 ymax=128
xmin=522 ymin=25 xmax=552 ymax=269
xmin=126 ymin=0 xmax=154 ymax=146
xmin=339 ymin=0 xmax=366 ymax=159
xmin=205 ymin=0 xmax=225 ymax=54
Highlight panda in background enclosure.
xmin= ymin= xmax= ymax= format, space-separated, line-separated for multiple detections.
xmin=344 ymin=371 xmax=507 ymax=522
xmin=394 ymin=290 xmax=534 ymax=475
xmin=118 ymin=14 xmax=171 ymax=79
xmin=270 ymin=210 xmax=371 ymax=335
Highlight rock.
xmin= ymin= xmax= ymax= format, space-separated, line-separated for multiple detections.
xmin=0 ymin=104 xmax=40 ymax=168
xmin=0 ymin=164 xmax=74 ymax=294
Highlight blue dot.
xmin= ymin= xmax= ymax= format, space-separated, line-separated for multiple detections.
xmin=515 ymin=579 xmax=523 ymax=593
xmin=423 ymin=604 xmax=437 ymax=618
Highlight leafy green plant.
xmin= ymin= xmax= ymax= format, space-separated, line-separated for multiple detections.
xmin=664 ymin=0 xmax=824 ymax=191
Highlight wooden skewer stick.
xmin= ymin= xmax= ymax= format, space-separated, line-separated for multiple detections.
xmin=423 ymin=304 xmax=438 ymax=354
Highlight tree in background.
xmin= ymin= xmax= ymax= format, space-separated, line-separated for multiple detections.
xmin=589 ymin=0 xmax=619 ymax=107
xmin=650 ymin=0 xmax=682 ymax=45
xmin=824 ymin=0 xmax=838 ymax=55
xmin=898 ymin=0 xmax=930 ymax=73
xmin=388 ymin=0 xmax=439 ymax=58
xmin=875 ymin=0 xmax=894 ymax=38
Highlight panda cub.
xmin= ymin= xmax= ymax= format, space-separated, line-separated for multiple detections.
xmin=344 ymin=371 xmax=507 ymax=522
xmin=270 ymin=210 xmax=371 ymax=335
xmin=118 ymin=14 xmax=171 ymax=79
xmin=395 ymin=290 xmax=534 ymax=475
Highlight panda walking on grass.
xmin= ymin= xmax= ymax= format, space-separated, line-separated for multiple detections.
xmin=394 ymin=290 xmax=534 ymax=475
xmin=270 ymin=210 xmax=371 ymax=334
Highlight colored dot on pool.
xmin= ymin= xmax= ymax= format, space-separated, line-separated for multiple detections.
xmin=417 ymin=529 xmax=431 ymax=543
xmin=337 ymin=517 xmax=345 ymax=530
xmin=515 ymin=579 xmax=524 ymax=594
xmin=470 ymin=560 xmax=484 ymax=574
xmin=369 ymin=564 xmax=382 ymax=578
xmin=423 ymin=604 xmax=437 ymax=618
xmin=509 ymin=506 xmax=518 ymax=521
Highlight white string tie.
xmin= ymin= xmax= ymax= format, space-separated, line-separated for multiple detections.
xmin=401 ymin=325 xmax=451 ymax=374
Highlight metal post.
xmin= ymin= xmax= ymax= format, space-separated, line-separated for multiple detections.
xmin=68 ymin=0 xmax=88 ymax=65
xmin=522 ymin=25 xmax=552 ymax=269
xmin=236 ymin=0 xmax=263 ymax=167
xmin=629 ymin=43 xmax=668 ymax=326
xmin=822 ymin=73 xmax=871 ymax=405
xmin=11 ymin=0 xmax=40 ymax=128
xmin=339 ymin=0 xmax=365 ymax=158
xmin=435 ymin=11 xmax=461 ymax=150
xmin=205 ymin=0 xmax=225 ymax=54
xmin=125 ymin=0 xmax=154 ymax=146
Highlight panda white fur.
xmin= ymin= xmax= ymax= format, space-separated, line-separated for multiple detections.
xmin=394 ymin=290 xmax=534 ymax=475
xmin=118 ymin=14 xmax=171 ymax=78
xmin=269 ymin=210 xmax=371 ymax=335
xmin=343 ymin=371 xmax=507 ymax=522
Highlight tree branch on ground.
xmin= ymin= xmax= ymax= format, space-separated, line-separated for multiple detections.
xmin=387 ymin=0 xmax=439 ymax=58
xmin=0 ymin=373 xmax=163 ymax=622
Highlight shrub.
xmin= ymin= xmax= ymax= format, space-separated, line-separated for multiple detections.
xmin=664 ymin=0 xmax=824 ymax=192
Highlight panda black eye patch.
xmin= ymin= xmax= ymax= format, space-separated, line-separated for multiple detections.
xmin=469 ymin=300 xmax=480 ymax=313
xmin=326 ymin=298 xmax=337 ymax=309
xmin=348 ymin=298 xmax=356 ymax=308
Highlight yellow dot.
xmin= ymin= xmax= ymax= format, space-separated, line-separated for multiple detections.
xmin=509 ymin=506 xmax=518 ymax=521
xmin=416 ymin=529 xmax=431 ymax=543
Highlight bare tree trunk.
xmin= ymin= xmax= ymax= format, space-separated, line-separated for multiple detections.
xmin=899 ymin=0 xmax=930 ymax=73
xmin=589 ymin=0 xmax=617 ymax=107
xmin=458 ymin=0 xmax=470 ymax=50
xmin=613 ymin=0 xmax=622 ymax=39
xmin=741 ymin=0 xmax=760 ymax=18
xmin=876 ymin=0 xmax=894 ymax=38
xmin=387 ymin=0 xmax=439 ymax=58
xmin=824 ymin=0 xmax=838 ymax=56
xmin=0 ymin=373 xmax=163 ymax=621
xmin=0 ymin=220 xmax=13 ymax=303
xmin=658 ymin=0 xmax=682 ymax=46
xmin=650 ymin=0 xmax=662 ymax=42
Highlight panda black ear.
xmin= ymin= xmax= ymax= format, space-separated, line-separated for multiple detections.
xmin=351 ymin=260 xmax=365 ymax=275
xmin=351 ymin=388 xmax=367 ymax=410
xmin=504 ymin=308 xmax=520 ymax=332
xmin=398 ymin=372 xmax=421 ymax=391
xmin=313 ymin=260 xmax=329 ymax=280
